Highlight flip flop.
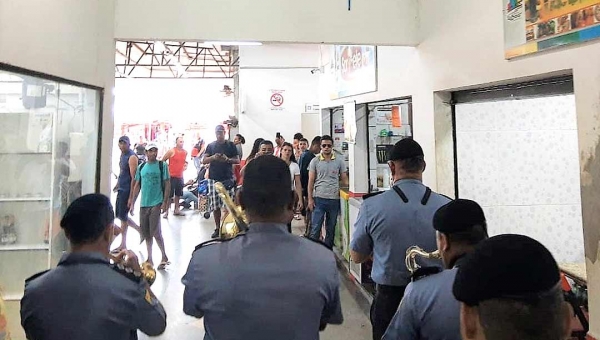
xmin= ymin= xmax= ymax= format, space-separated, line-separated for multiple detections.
xmin=173 ymin=211 xmax=185 ymax=216
xmin=157 ymin=261 xmax=171 ymax=270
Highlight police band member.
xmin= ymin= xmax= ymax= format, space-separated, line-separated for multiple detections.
xmin=452 ymin=234 xmax=572 ymax=340
xmin=20 ymin=194 xmax=166 ymax=340
xmin=383 ymin=199 xmax=489 ymax=340
xmin=182 ymin=155 xmax=343 ymax=339
xmin=350 ymin=138 xmax=451 ymax=340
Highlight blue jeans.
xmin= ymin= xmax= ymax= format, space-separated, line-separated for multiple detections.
xmin=182 ymin=191 xmax=198 ymax=206
xmin=309 ymin=197 xmax=340 ymax=248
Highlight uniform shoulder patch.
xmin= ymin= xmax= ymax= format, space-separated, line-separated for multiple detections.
xmin=301 ymin=236 xmax=333 ymax=251
xmin=25 ymin=269 xmax=50 ymax=284
xmin=411 ymin=266 xmax=443 ymax=282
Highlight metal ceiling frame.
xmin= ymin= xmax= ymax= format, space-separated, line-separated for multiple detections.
xmin=115 ymin=41 xmax=239 ymax=79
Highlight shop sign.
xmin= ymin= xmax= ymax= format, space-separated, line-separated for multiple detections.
xmin=504 ymin=0 xmax=600 ymax=59
xmin=269 ymin=89 xmax=285 ymax=111
xmin=328 ymin=45 xmax=377 ymax=99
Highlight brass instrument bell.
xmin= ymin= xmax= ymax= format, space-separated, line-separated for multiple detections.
xmin=214 ymin=182 xmax=249 ymax=240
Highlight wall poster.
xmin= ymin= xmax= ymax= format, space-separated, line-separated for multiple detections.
xmin=504 ymin=0 xmax=600 ymax=59
xmin=328 ymin=46 xmax=377 ymax=99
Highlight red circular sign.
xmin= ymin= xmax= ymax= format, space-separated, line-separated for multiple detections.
xmin=270 ymin=93 xmax=284 ymax=107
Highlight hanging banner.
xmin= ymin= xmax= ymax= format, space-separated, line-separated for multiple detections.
xmin=504 ymin=0 xmax=600 ymax=59
xmin=328 ymin=46 xmax=377 ymax=99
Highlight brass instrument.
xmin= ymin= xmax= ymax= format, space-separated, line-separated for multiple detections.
xmin=215 ymin=182 xmax=249 ymax=240
xmin=108 ymin=253 xmax=157 ymax=285
xmin=405 ymin=246 xmax=441 ymax=274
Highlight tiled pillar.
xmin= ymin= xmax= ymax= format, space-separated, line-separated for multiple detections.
xmin=573 ymin=65 xmax=600 ymax=338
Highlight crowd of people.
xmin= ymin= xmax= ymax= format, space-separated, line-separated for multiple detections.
xmin=17 ymin=128 xmax=576 ymax=340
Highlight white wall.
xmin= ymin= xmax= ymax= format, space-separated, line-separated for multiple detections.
xmin=319 ymin=0 xmax=600 ymax=334
xmin=238 ymin=45 xmax=320 ymax=158
xmin=114 ymin=0 xmax=419 ymax=46
xmin=0 ymin=0 xmax=116 ymax=195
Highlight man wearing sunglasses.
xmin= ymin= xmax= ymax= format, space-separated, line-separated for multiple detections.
xmin=307 ymin=135 xmax=348 ymax=249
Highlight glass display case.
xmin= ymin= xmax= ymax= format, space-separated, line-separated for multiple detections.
xmin=0 ymin=65 xmax=101 ymax=339
xmin=367 ymin=98 xmax=413 ymax=192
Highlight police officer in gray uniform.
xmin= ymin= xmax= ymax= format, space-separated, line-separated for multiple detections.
xmin=20 ymin=194 xmax=167 ymax=340
xmin=350 ymin=138 xmax=451 ymax=340
xmin=452 ymin=234 xmax=572 ymax=340
xmin=182 ymin=155 xmax=343 ymax=340
xmin=383 ymin=199 xmax=489 ymax=340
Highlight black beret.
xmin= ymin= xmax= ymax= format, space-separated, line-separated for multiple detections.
xmin=452 ymin=234 xmax=560 ymax=306
xmin=434 ymin=199 xmax=486 ymax=234
xmin=388 ymin=138 xmax=424 ymax=161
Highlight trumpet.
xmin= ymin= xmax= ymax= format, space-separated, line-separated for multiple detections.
xmin=405 ymin=246 xmax=441 ymax=274
xmin=108 ymin=252 xmax=157 ymax=285
xmin=214 ymin=182 xmax=249 ymax=240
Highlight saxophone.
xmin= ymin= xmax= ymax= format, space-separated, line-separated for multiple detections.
xmin=214 ymin=182 xmax=249 ymax=239
xmin=405 ymin=246 xmax=441 ymax=274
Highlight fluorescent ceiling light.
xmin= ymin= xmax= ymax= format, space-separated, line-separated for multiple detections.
xmin=204 ymin=41 xmax=262 ymax=46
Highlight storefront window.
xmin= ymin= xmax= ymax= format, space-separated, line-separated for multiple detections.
xmin=367 ymin=98 xmax=413 ymax=192
xmin=0 ymin=66 xmax=101 ymax=338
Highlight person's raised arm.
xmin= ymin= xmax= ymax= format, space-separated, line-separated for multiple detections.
xmin=202 ymin=144 xmax=215 ymax=165
xmin=128 ymin=155 xmax=139 ymax=194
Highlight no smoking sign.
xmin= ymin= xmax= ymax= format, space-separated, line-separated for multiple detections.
xmin=270 ymin=93 xmax=284 ymax=107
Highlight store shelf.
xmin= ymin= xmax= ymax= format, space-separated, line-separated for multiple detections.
xmin=0 ymin=244 xmax=50 ymax=251
xmin=0 ymin=197 xmax=51 ymax=202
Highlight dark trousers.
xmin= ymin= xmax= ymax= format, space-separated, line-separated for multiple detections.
xmin=370 ymin=284 xmax=407 ymax=340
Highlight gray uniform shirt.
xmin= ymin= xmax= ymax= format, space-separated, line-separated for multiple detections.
xmin=182 ymin=223 xmax=344 ymax=340
xmin=350 ymin=179 xmax=451 ymax=286
xmin=382 ymin=266 xmax=462 ymax=340
xmin=20 ymin=252 xmax=166 ymax=340
xmin=308 ymin=154 xmax=345 ymax=200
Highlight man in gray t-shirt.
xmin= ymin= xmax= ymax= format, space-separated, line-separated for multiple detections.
xmin=307 ymin=135 xmax=348 ymax=248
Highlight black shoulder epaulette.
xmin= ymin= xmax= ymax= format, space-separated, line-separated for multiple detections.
xmin=301 ymin=236 xmax=333 ymax=251
xmin=362 ymin=191 xmax=385 ymax=200
xmin=411 ymin=266 xmax=442 ymax=282
xmin=193 ymin=232 xmax=247 ymax=253
xmin=25 ymin=269 xmax=50 ymax=284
